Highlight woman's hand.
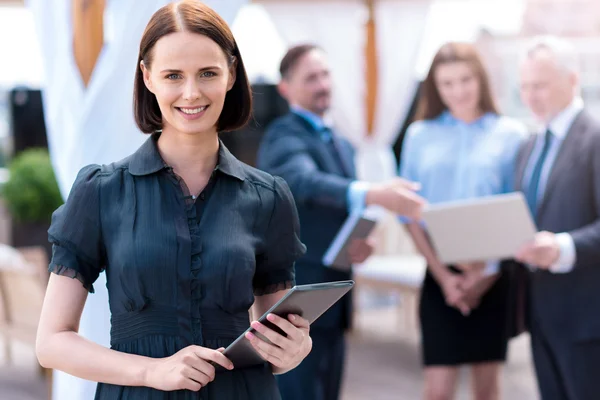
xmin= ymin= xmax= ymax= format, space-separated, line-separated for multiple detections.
xmin=439 ymin=274 xmax=471 ymax=316
xmin=144 ymin=345 xmax=233 ymax=392
xmin=245 ymin=313 xmax=312 ymax=374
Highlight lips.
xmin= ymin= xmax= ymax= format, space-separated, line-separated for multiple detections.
xmin=177 ymin=106 xmax=207 ymax=115
xmin=175 ymin=105 xmax=209 ymax=120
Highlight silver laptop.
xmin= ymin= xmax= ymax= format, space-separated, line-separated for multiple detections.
xmin=421 ymin=192 xmax=537 ymax=264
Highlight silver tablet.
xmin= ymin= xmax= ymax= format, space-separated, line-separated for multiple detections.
xmin=218 ymin=280 xmax=354 ymax=370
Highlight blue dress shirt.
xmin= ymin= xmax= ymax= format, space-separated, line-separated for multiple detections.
xmin=290 ymin=105 xmax=368 ymax=212
xmin=399 ymin=111 xmax=527 ymax=274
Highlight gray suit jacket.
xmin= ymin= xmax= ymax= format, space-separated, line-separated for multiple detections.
xmin=515 ymin=109 xmax=600 ymax=340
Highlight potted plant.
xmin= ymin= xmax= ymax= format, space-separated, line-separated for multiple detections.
xmin=2 ymin=148 xmax=63 ymax=257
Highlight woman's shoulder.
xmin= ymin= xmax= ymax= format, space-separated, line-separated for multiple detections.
xmin=237 ymin=162 xmax=287 ymax=194
xmin=405 ymin=118 xmax=443 ymax=141
xmin=69 ymin=158 xmax=131 ymax=196
xmin=491 ymin=115 xmax=529 ymax=137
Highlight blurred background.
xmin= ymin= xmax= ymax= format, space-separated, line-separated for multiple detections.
xmin=0 ymin=0 xmax=598 ymax=399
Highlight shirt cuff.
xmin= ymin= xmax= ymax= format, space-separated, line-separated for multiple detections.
xmin=347 ymin=181 xmax=371 ymax=213
xmin=549 ymin=233 xmax=576 ymax=274
xmin=483 ymin=260 xmax=501 ymax=276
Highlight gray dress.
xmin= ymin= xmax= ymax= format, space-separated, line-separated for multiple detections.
xmin=48 ymin=134 xmax=306 ymax=399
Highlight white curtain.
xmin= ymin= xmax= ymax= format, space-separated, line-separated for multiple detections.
xmin=357 ymin=0 xmax=432 ymax=183
xmin=26 ymin=1 xmax=247 ymax=399
xmin=259 ymin=0 xmax=367 ymax=148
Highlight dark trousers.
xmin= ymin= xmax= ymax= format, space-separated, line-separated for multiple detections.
xmin=531 ymin=315 xmax=600 ymax=400
xmin=277 ymin=329 xmax=345 ymax=400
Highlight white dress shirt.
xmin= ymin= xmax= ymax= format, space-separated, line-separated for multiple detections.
xmin=523 ymin=97 xmax=584 ymax=273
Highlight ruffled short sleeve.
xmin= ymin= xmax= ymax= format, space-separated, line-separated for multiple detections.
xmin=253 ymin=176 xmax=306 ymax=296
xmin=48 ymin=165 xmax=106 ymax=293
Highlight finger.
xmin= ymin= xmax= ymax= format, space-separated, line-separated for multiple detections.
xmin=182 ymin=365 xmax=211 ymax=388
xmin=265 ymin=313 xmax=305 ymax=340
xmin=251 ymin=321 xmax=293 ymax=350
xmin=457 ymin=302 xmax=471 ymax=316
xmin=249 ymin=335 xmax=284 ymax=368
xmin=185 ymin=354 xmax=217 ymax=380
xmin=287 ymin=314 xmax=310 ymax=329
xmin=246 ymin=331 xmax=285 ymax=364
xmin=193 ymin=347 xmax=233 ymax=370
xmin=181 ymin=376 xmax=202 ymax=392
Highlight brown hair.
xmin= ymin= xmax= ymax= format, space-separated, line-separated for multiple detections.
xmin=133 ymin=0 xmax=252 ymax=133
xmin=279 ymin=44 xmax=321 ymax=79
xmin=414 ymin=42 xmax=498 ymax=121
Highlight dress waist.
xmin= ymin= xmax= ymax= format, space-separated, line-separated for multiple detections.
xmin=110 ymin=304 xmax=250 ymax=346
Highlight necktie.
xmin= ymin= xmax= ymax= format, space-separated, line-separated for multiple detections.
xmin=526 ymin=129 xmax=553 ymax=216
xmin=321 ymin=127 xmax=351 ymax=177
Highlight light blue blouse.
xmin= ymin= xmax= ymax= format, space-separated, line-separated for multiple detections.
xmin=399 ymin=111 xmax=528 ymax=204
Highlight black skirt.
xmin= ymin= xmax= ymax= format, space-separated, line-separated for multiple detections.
xmin=419 ymin=267 xmax=511 ymax=366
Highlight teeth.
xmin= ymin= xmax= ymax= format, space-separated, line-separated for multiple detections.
xmin=180 ymin=106 xmax=206 ymax=115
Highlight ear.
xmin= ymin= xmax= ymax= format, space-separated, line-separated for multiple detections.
xmin=277 ymin=80 xmax=289 ymax=100
xmin=140 ymin=60 xmax=154 ymax=94
xmin=569 ymin=70 xmax=580 ymax=89
xmin=227 ymin=57 xmax=237 ymax=92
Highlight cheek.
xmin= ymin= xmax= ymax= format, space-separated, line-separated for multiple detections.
xmin=437 ymin=86 xmax=454 ymax=103
xmin=154 ymin=85 xmax=180 ymax=109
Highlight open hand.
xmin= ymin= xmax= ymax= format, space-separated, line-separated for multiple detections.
xmin=246 ymin=313 xmax=312 ymax=374
xmin=515 ymin=231 xmax=560 ymax=269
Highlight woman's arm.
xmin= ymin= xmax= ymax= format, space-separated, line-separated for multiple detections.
xmin=406 ymin=222 xmax=451 ymax=284
xmin=37 ymin=274 xmax=232 ymax=391
xmin=250 ymin=290 xmax=312 ymax=375
xmin=406 ymin=222 xmax=470 ymax=315
xmin=36 ymin=274 xmax=152 ymax=386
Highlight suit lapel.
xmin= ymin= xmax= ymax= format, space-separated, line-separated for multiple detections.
xmin=537 ymin=110 xmax=587 ymax=217
xmin=329 ymin=135 xmax=355 ymax=179
xmin=516 ymin=137 xmax=536 ymax=192
xmin=290 ymin=113 xmax=353 ymax=178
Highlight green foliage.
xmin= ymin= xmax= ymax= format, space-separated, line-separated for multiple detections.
xmin=2 ymin=148 xmax=63 ymax=223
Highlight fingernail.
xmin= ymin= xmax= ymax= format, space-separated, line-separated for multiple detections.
xmin=289 ymin=314 xmax=296 ymax=321
xmin=267 ymin=314 xmax=275 ymax=322
xmin=246 ymin=332 xmax=255 ymax=340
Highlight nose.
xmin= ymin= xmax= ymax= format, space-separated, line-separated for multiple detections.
xmin=182 ymin=78 xmax=200 ymax=101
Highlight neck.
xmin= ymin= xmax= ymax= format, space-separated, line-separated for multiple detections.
xmin=450 ymin=108 xmax=483 ymax=124
xmin=292 ymin=103 xmax=325 ymax=118
xmin=542 ymin=96 xmax=576 ymax=125
xmin=157 ymin=126 xmax=219 ymax=175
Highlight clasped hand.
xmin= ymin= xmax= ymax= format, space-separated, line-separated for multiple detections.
xmin=245 ymin=313 xmax=312 ymax=373
xmin=441 ymin=263 xmax=497 ymax=316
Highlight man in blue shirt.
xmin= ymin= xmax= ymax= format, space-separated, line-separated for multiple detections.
xmin=515 ymin=36 xmax=600 ymax=400
xmin=257 ymin=44 xmax=424 ymax=400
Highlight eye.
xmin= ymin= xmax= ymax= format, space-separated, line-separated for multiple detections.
xmin=200 ymin=71 xmax=217 ymax=78
xmin=166 ymin=73 xmax=181 ymax=80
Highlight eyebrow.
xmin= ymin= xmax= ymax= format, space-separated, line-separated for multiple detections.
xmin=160 ymin=66 xmax=222 ymax=74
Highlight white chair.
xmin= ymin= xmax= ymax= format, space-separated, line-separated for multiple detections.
xmin=353 ymin=254 xmax=426 ymax=337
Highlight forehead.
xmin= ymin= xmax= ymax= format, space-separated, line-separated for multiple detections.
xmin=291 ymin=50 xmax=329 ymax=78
xmin=151 ymin=31 xmax=227 ymax=68
xmin=521 ymin=51 xmax=560 ymax=75
xmin=434 ymin=61 xmax=474 ymax=78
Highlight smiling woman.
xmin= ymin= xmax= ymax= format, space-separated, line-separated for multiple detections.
xmin=34 ymin=1 xmax=311 ymax=399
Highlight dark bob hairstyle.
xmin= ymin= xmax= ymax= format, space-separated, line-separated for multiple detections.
xmin=133 ymin=0 xmax=252 ymax=133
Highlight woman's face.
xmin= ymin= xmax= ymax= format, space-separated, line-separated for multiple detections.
xmin=141 ymin=31 xmax=236 ymax=136
xmin=434 ymin=61 xmax=481 ymax=117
